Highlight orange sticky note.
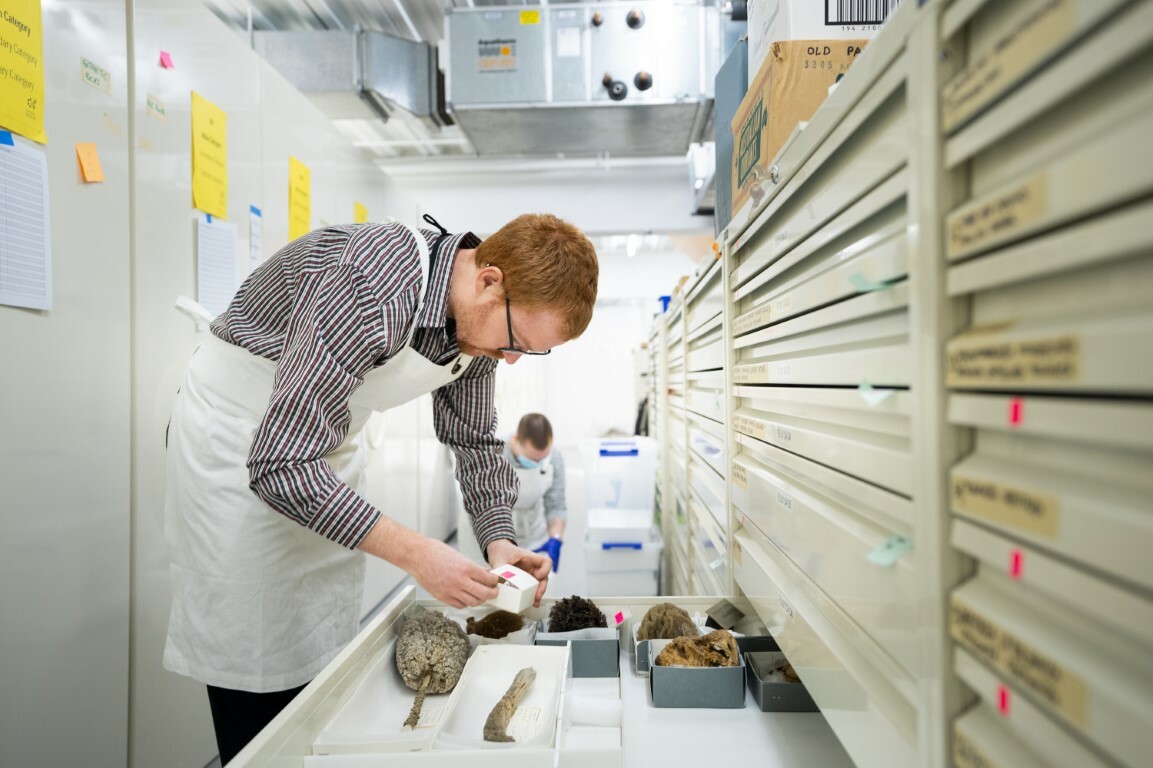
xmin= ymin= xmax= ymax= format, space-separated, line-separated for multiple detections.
xmin=76 ymin=143 xmax=105 ymax=182
xmin=159 ymin=50 xmax=174 ymax=69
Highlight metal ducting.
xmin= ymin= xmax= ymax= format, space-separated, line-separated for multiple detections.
xmin=444 ymin=1 xmax=724 ymax=158
xmin=253 ymin=28 xmax=451 ymax=129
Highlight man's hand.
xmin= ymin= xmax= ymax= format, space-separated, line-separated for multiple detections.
xmin=358 ymin=518 xmax=498 ymax=609
xmin=486 ymin=539 xmax=551 ymax=607
xmin=532 ymin=537 xmax=562 ymax=573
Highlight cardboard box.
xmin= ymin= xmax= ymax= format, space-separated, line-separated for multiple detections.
xmin=535 ymin=623 xmax=621 ymax=678
xmin=731 ymin=39 xmax=868 ymax=215
xmin=648 ymin=635 xmax=779 ymax=708
xmin=748 ymin=0 xmax=900 ymax=80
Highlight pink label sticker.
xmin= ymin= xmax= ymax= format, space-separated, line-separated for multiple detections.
xmin=500 ymin=571 xmax=516 ymax=579
xmin=997 ymin=684 xmax=1010 ymax=716
xmin=159 ymin=51 xmax=174 ymax=69
xmin=1010 ymin=549 xmax=1024 ymax=579
xmin=1009 ymin=397 xmax=1024 ymax=427
xmin=615 ymin=611 xmax=625 ymax=625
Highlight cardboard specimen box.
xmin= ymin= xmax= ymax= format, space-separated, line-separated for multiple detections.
xmin=731 ymin=39 xmax=868 ymax=215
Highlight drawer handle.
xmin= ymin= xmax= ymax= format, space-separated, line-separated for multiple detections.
xmin=601 ymin=542 xmax=643 ymax=550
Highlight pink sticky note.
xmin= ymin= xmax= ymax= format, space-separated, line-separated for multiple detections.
xmin=997 ymin=684 xmax=1010 ymax=716
xmin=1008 ymin=397 xmax=1024 ymax=427
xmin=615 ymin=611 xmax=625 ymax=625
xmin=500 ymin=571 xmax=516 ymax=579
xmin=1010 ymin=549 xmax=1024 ymax=580
xmin=159 ymin=51 xmax=174 ymax=69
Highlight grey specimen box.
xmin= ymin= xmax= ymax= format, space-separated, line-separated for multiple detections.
xmin=648 ymin=635 xmax=781 ymax=709
xmin=535 ymin=622 xmax=620 ymax=678
xmin=745 ymin=651 xmax=819 ymax=712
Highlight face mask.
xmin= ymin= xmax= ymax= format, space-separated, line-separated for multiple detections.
xmin=515 ymin=454 xmax=541 ymax=470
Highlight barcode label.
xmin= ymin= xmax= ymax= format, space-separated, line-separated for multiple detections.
xmin=827 ymin=0 xmax=900 ymax=25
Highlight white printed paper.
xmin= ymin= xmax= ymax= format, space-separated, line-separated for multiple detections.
xmin=248 ymin=204 xmax=263 ymax=271
xmin=556 ymin=27 xmax=581 ymax=58
xmin=0 ymin=137 xmax=52 ymax=310
xmin=196 ymin=217 xmax=237 ymax=319
xmin=505 ymin=706 xmax=543 ymax=742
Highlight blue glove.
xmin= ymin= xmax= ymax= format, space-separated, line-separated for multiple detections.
xmin=533 ymin=537 xmax=563 ymax=573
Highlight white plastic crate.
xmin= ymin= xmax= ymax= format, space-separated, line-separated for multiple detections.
xmin=580 ymin=437 xmax=657 ymax=511
xmin=584 ymin=527 xmax=663 ymax=597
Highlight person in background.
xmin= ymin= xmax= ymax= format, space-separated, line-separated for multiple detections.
xmin=508 ymin=413 xmax=567 ymax=570
xmin=163 ymin=213 xmax=598 ymax=764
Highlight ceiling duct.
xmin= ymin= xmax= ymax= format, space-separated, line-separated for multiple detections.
xmin=444 ymin=2 xmax=724 ymax=158
xmin=253 ymin=28 xmax=451 ymax=129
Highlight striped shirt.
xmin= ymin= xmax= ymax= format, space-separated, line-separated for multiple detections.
xmin=210 ymin=222 xmax=518 ymax=553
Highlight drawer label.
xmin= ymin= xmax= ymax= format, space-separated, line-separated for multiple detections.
xmin=778 ymin=593 xmax=795 ymax=620
xmin=952 ymin=474 xmax=1060 ymax=538
xmin=732 ymin=463 xmax=748 ymax=490
xmin=734 ymin=362 xmax=769 ymax=384
xmin=950 ymin=598 xmax=1088 ymax=728
xmin=941 ymin=0 xmax=1075 ymax=130
xmin=735 ymin=414 xmax=769 ymax=440
xmin=774 ymin=425 xmax=794 ymax=444
xmin=773 ymin=361 xmax=794 ymax=380
xmin=947 ymin=332 xmax=1080 ymax=386
xmin=953 ymin=727 xmax=996 ymax=768
xmin=775 ymin=489 xmax=794 ymax=512
xmin=947 ymin=173 xmax=1049 ymax=258
xmin=734 ymin=304 xmax=773 ymax=335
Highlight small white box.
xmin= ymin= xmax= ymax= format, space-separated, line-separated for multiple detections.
xmin=486 ymin=564 xmax=539 ymax=614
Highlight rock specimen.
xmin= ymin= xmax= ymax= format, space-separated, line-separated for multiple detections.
xmin=466 ymin=609 xmax=525 ymax=639
xmin=636 ymin=602 xmax=698 ymax=641
xmin=483 ymin=667 xmax=537 ymax=742
xmin=547 ymin=595 xmax=607 ymax=633
xmin=654 ymin=628 xmax=739 ymax=668
xmin=394 ymin=607 xmax=470 ymax=729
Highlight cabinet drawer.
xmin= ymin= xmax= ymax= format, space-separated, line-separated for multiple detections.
xmin=732 ymin=528 xmax=918 ymax=768
xmin=689 ymin=500 xmax=727 ymax=595
xmin=685 ymin=384 xmax=724 ymax=424
xmin=685 ymin=327 xmax=724 ymax=373
xmin=687 ymin=456 xmax=725 ymax=534
xmin=686 ymin=415 xmax=724 ymax=476
xmin=732 ymin=452 xmax=918 ymax=678
xmin=950 ymin=570 xmax=1153 ymax=767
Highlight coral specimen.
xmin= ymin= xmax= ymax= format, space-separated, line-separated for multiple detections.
xmin=395 ymin=607 xmax=470 ymax=728
xmin=636 ymin=602 xmax=698 ymax=641
xmin=466 ymin=609 xmax=526 ymax=640
xmin=546 ymin=595 xmax=607 ymax=633
xmin=654 ymin=629 xmax=739 ymax=668
xmin=483 ymin=667 xmax=537 ymax=742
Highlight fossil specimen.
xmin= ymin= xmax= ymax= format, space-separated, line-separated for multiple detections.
xmin=547 ymin=595 xmax=607 ymax=633
xmin=654 ymin=628 xmax=739 ymax=668
xmin=636 ymin=602 xmax=698 ymax=641
xmin=395 ymin=607 xmax=470 ymax=729
xmin=483 ymin=667 xmax=537 ymax=742
xmin=466 ymin=609 xmax=525 ymax=639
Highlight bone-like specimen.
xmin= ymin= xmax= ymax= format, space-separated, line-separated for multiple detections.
xmin=546 ymin=595 xmax=607 ymax=633
xmin=636 ymin=602 xmax=698 ymax=641
xmin=466 ymin=609 xmax=525 ymax=639
xmin=395 ymin=607 xmax=470 ymax=729
xmin=483 ymin=667 xmax=537 ymax=742
xmin=654 ymin=628 xmax=739 ymax=668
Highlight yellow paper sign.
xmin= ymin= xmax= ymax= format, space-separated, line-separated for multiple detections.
xmin=353 ymin=201 xmax=368 ymax=224
xmin=289 ymin=156 xmax=311 ymax=241
xmin=0 ymin=0 xmax=46 ymax=143
xmin=75 ymin=142 xmax=104 ymax=182
xmin=191 ymin=91 xmax=227 ymax=219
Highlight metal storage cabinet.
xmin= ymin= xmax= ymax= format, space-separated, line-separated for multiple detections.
xmin=714 ymin=0 xmax=1153 ymax=766
xmin=941 ymin=0 xmax=1153 ymax=766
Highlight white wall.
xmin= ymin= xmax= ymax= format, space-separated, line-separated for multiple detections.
xmin=0 ymin=2 xmax=131 ymax=766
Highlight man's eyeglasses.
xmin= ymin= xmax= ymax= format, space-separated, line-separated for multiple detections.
xmin=497 ymin=296 xmax=551 ymax=356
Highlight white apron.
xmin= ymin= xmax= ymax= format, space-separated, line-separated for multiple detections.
xmin=511 ymin=460 xmax=554 ymax=550
xmin=163 ymin=223 xmax=470 ymax=692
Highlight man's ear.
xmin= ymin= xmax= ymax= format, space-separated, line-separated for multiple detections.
xmin=476 ymin=264 xmax=504 ymax=295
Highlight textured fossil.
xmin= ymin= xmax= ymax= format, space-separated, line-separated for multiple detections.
xmin=654 ymin=628 xmax=739 ymax=668
xmin=394 ymin=607 xmax=470 ymax=729
xmin=546 ymin=595 xmax=607 ymax=633
xmin=483 ymin=667 xmax=537 ymax=742
xmin=466 ymin=609 xmax=525 ymax=639
xmin=636 ymin=602 xmax=698 ymax=641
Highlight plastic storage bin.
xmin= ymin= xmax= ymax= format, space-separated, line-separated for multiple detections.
xmin=581 ymin=437 xmax=657 ymax=511
xmin=585 ymin=527 xmax=663 ymax=596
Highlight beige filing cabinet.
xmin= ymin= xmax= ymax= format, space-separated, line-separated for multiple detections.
xmin=644 ymin=0 xmax=1153 ymax=766
xmin=226 ymin=589 xmax=855 ymax=767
